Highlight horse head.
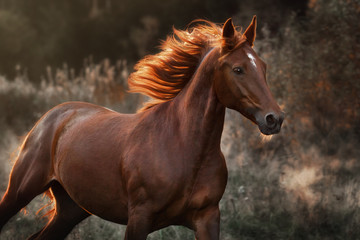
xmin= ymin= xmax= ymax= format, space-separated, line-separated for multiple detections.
xmin=214 ymin=16 xmax=285 ymax=135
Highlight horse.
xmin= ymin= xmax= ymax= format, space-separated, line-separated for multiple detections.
xmin=0 ymin=16 xmax=284 ymax=240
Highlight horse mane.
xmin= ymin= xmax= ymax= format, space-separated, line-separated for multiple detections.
xmin=128 ymin=19 xmax=245 ymax=112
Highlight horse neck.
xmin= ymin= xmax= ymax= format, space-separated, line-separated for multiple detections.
xmin=173 ymin=48 xmax=226 ymax=151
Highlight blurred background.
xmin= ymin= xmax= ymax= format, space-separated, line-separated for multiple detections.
xmin=0 ymin=0 xmax=359 ymax=239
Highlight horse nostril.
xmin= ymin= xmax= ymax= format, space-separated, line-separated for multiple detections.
xmin=265 ymin=113 xmax=276 ymax=128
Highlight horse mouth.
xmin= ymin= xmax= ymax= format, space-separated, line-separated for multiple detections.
xmin=258 ymin=124 xmax=281 ymax=135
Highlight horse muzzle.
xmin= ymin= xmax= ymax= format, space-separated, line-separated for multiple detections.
xmin=256 ymin=111 xmax=285 ymax=135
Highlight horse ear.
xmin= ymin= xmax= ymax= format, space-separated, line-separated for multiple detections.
xmin=222 ymin=18 xmax=235 ymax=39
xmin=243 ymin=15 xmax=257 ymax=47
xmin=222 ymin=18 xmax=236 ymax=51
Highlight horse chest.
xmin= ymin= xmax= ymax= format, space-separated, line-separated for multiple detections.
xmin=186 ymin=158 xmax=228 ymax=210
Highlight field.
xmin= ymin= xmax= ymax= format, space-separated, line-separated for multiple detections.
xmin=0 ymin=0 xmax=360 ymax=239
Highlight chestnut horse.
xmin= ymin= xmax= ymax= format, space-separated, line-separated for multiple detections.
xmin=0 ymin=16 xmax=284 ymax=240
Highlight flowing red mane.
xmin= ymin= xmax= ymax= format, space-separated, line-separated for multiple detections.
xmin=128 ymin=20 xmax=245 ymax=111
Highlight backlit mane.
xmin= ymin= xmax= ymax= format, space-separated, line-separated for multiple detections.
xmin=128 ymin=20 xmax=245 ymax=111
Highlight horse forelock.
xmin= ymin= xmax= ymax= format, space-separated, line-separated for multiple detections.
xmin=128 ymin=20 xmax=245 ymax=112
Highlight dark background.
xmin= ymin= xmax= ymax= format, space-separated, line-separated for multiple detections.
xmin=0 ymin=0 xmax=306 ymax=81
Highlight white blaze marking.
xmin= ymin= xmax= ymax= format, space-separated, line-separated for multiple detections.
xmin=247 ymin=53 xmax=257 ymax=68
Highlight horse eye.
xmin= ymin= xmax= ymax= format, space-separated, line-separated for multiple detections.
xmin=233 ymin=67 xmax=244 ymax=75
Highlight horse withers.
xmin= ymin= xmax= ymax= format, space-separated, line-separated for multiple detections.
xmin=0 ymin=16 xmax=284 ymax=240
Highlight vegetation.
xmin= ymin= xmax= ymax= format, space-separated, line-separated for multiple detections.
xmin=1 ymin=0 xmax=360 ymax=239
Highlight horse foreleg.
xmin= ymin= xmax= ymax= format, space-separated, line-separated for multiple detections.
xmin=193 ymin=206 xmax=220 ymax=240
xmin=124 ymin=207 xmax=151 ymax=240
